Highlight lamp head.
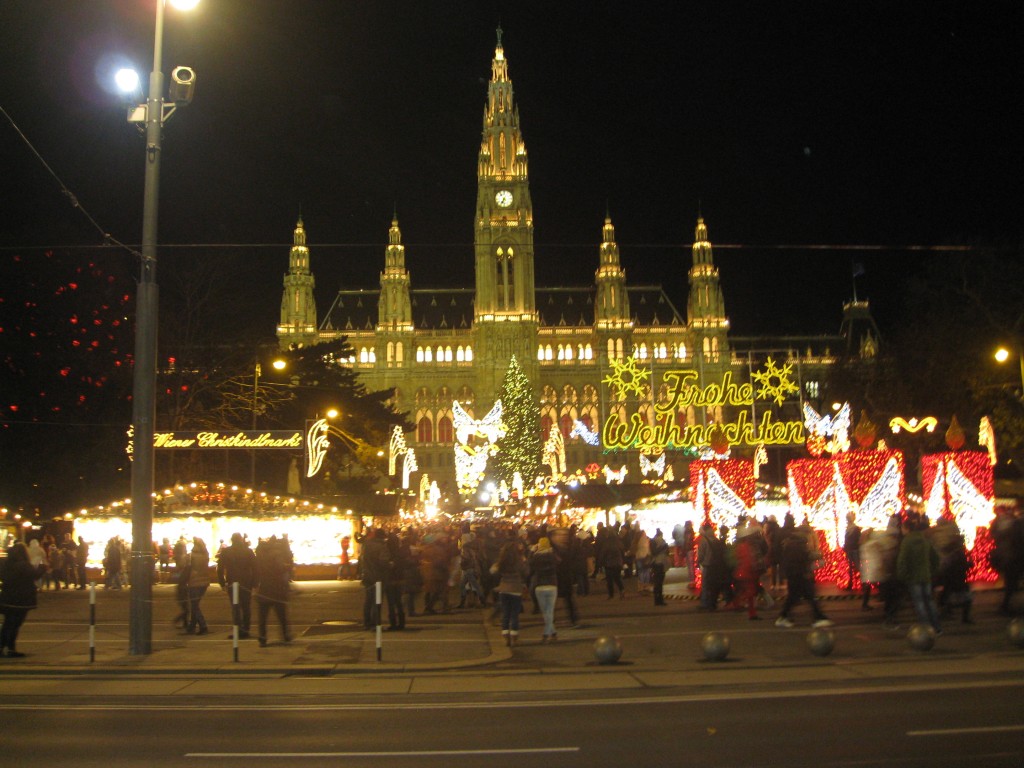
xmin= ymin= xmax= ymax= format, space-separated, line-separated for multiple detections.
xmin=168 ymin=66 xmax=196 ymax=104
xmin=115 ymin=68 xmax=140 ymax=94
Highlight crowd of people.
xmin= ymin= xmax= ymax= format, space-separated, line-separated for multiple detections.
xmin=1 ymin=504 xmax=1022 ymax=659
xmin=340 ymin=505 xmax=1024 ymax=641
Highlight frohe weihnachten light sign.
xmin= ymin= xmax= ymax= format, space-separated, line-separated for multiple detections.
xmin=600 ymin=358 xmax=806 ymax=453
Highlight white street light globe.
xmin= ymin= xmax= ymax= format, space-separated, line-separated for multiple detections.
xmin=995 ymin=347 xmax=1010 ymax=363
xmin=169 ymin=0 xmax=201 ymax=10
xmin=115 ymin=68 xmax=140 ymax=93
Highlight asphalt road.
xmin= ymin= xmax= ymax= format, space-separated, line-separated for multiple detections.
xmin=2 ymin=679 xmax=1023 ymax=767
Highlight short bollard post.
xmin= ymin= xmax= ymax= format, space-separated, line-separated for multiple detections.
xmin=89 ymin=582 xmax=96 ymax=663
xmin=375 ymin=580 xmax=383 ymax=661
xmin=232 ymin=582 xmax=240 ymax=663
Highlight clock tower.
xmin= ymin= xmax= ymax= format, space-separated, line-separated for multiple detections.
xmin=473 ymin=27 xmax=539 ymax=404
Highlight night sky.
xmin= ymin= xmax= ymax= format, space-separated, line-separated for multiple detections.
xmin=2 ymin=0 xmax=1022 ymax=339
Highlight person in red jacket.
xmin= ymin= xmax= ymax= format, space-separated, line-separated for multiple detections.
xmin=733 ymin=522 xmax=767 ymax=620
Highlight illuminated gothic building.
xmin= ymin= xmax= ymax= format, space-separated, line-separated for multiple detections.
xmin=277 ymin=30 xmax=876 ymax=490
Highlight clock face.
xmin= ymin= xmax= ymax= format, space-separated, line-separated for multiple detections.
xmin=495 ymin=190 xmax=513 ymax=208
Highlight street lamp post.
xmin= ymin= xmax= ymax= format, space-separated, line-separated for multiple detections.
xmin=995 ymin=346 xmax=1024 ymax=399
xmin=250 ymin=358 xmax=286 ymax=487
xmin=250 ymin=362 xmax=261 ymax=487
xmin=128 ymin=0 xmax=198 ymax=656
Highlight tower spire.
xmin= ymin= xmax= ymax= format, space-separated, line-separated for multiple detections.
xmin=277 ymin=216 xmax=317 ymax=349
xmin=687 ymin=215 xmax=730 ymax=364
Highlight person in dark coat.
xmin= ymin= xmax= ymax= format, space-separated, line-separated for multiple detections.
xmin=597 ymin=524 xmax=625 ymax=599
xmin=217 ymin=533 xmax=257 ymax=639
xmin=1 ymin=542 xmax=47 ymax=657
xmin=254 ymin=536 xmax=292 ymax=646
xmin=359 ymin=528 xmax=391 ymax=629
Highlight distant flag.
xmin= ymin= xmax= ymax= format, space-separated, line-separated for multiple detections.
xmin=851 ymin=260 xmax=865 ymax=301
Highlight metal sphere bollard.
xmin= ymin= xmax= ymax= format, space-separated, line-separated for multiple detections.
xmin=906 ymin=623 xmax=936 ymax=652
xmin=701 ymin=631 xmax=730 ymax=661
xmin=593 ymin=635 xmax=623 ymax=665
xmin=1008 ymin=617 xmax=1024 ymax=648
xmin=806 ymin=627 xmax=835 ymax=657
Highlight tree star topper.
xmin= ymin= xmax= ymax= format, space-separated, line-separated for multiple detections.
xmin=751 ymin=356 xmax=800 ymax=405
xmin=602 ymin=356 xmax=650 ymax=400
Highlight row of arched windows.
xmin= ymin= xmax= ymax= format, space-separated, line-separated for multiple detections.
xmin=360 ymin=338 xmax=706 ymax=367
xmin=417 ymin=412 xmax=455 ymax=444
xmin=415 ymin=345 xmax=474 ymax=363
xmin=537 ymin=343 xmax=595 ymax=361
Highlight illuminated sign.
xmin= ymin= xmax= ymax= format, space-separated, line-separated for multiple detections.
xmin=152 ymin=430 xmax=303 ymax=449
xmin=601 ymin=358 xmax=805 ymax=452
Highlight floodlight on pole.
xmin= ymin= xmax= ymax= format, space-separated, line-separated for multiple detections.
xmin=127 ymin=0 xmax=198 ymax=657
xmin=994 ymin=346 xmax=1024 ymax=399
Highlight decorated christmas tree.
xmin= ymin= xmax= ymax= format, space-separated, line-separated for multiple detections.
xmin=491 ymin=355 xmax=541 ymax=487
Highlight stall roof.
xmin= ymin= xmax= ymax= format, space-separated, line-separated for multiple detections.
xmin=558 ymin=483 xmax=667 ymax=510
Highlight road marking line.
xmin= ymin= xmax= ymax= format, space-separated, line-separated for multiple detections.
xmin=2 ymin=678 xmax=1022 ymax=712
xmin=907 ymin=725 xmax=1024 ymax=737
xmin=185 ymin=747 xmax=579 ymax=758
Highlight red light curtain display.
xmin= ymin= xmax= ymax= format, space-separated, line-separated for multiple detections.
xmin=921 ymin=451 xmax=995 ymax=549
xmin=689 ymin=459 xmax=755 ymax=531
xmin=788 ymin=450 xmax=906 ymax=550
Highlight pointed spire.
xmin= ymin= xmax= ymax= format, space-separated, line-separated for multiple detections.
xmin=388 ymin=214 xmax=402 ymax=246
xmin=695 ymin=216 xmax=708 ymax=243
xmin=293 ymin=215 xmax=306 ymax=247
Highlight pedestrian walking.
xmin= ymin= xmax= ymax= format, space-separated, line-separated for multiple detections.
xmin=1 ymin=542 xmax=47 ymax=657
xmin=495 ymin=536 xmax=528 ymax=646
xmin=183 ymin=538 xmax=211 ymax=635
xmin=649 ymin=529 xmax=670 ymax=606
xmin=254 ymin=536 xmax=292 ymax=646
xmin=897 ymin=514 xmax=942 ymax=634
xmin=697 ymin=524 xmax=727 ymax=610
xmin=217 ymin=533 xmax=257 ymax=639
xmin=733 ymin=522 xmax=766 ymax=619
xmin=774 ymin=525 xmax=833 ymax=629
xmin=529 ymin=537 xmax=559 ymax=642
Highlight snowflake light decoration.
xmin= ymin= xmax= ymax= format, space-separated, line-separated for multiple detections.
xmin=751 ymin=356 xmax=800 ymax=406
xmin=602 ymin=356 xmax=650 ymax=400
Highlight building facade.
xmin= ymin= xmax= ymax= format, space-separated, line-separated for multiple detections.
xmin=277 ymin=31 xmax=876 ymax=492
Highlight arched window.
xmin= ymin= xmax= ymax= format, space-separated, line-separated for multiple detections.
xmin=416 ymin=347 xmax=424 ymax=363
xmin=559 ymin=414 xmax=573 ymax=439
xmin=540 ymin=414 xmax=554 ymax=438
xmin=557 ymin=345 xmax=565 ymax=361
xmin=607 ymin=339 xmax=615 ymax=360
xmin=545 ymin=345 xmax=553 ymax=361
xmin=637 ymin=343 xmax=648 ymax=360
xmin=437 ymin=415 xmax=453 ymax=444
xmin=465 ymin=346 xmax=474 ymax=362
xmin=396 ymin=341 xmax=403 ymax=363
xmin=537 ymin=345 xmax=544 ymax=361
xmin=425 ymin=347 xmax=433 ymax=362
xmin=387 ymin=341 xmax=394 ymax=363
xmin=417 ymin=415 xmax=433 ymax=444
xmin=615 ymin=338 xmax=624 ymax=359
